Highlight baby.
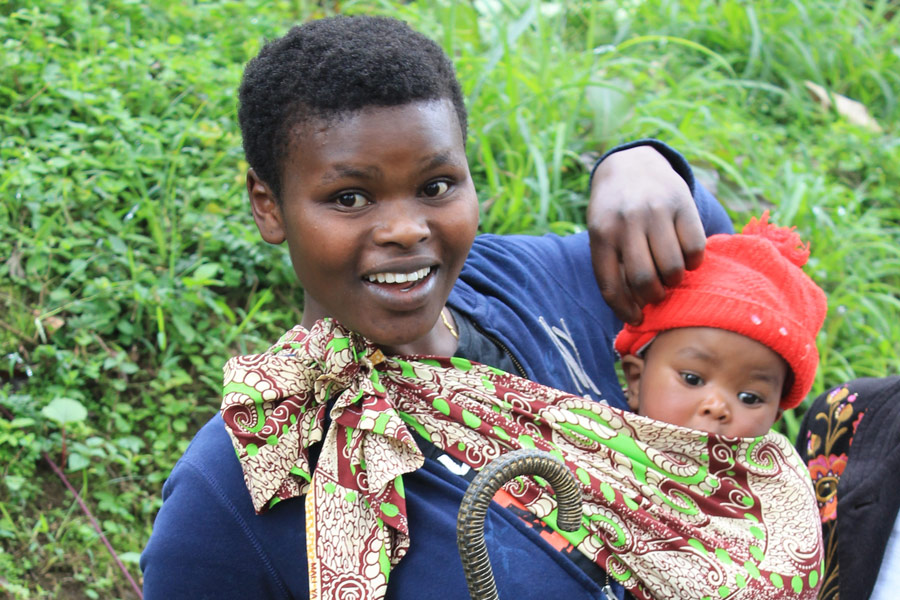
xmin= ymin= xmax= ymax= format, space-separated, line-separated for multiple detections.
xmin=615 ymin=212 xmax=827 ymax=437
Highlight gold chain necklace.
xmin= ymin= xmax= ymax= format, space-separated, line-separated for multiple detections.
xmin=440 ymin=308 xmax=459 ymax=340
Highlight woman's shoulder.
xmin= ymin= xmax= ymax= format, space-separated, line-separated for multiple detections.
xmin=169 ymin=413 xmax=242 ymax=483
xmin=142 ymin=413 xmax=309 ymax=598
xmin=469 ymin=231 xmax=589 ymax=262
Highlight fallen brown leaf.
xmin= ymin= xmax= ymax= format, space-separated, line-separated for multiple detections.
xmin=804 ymin=80 xmax=883 ymax=133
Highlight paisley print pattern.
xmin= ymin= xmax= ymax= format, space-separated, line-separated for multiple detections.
xmin=222 ymin=319 xmax=823 ymax=600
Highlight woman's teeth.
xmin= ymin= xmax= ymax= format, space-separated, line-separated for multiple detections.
xmin=365 ymin=267 xmax=431 ymax=284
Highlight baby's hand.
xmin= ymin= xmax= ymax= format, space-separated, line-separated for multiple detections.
xmin=587 ymin=145 xmax=706 ymax=325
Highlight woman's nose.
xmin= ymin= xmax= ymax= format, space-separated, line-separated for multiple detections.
xmin=373 ymin=203 xmax=430 ymax=248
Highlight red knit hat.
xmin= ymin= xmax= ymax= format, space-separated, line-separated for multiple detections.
xmin=614 ymin=212 xmax=827 ymax=409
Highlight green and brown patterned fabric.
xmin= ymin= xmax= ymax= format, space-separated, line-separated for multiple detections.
xmin=222 ymin=319 xmax=823 ymax=600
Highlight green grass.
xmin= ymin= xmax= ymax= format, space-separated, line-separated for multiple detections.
xmin=1 ymin=0 xmax=898 ymax=597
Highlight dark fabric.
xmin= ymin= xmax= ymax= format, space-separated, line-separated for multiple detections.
xmin=448 ymin=231 xmax=628 ymax=407
xmin=795 ymin=376 xmax=900 ymax=600
xmin=141 ymin=139 xmax=732 ymax=599
xmin=447 ymin=306 xmax=519 ymax=376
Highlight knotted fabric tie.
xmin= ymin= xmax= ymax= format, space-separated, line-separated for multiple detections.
xmin=222 ymin=319 xmax=823 ymax=600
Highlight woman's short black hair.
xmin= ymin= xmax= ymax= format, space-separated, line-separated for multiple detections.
xmin=238 ymin=15 xmax=468 ymax=202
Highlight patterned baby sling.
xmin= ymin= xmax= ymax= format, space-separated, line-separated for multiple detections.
xmin=221 ymin=319 xmax=823 ymax=600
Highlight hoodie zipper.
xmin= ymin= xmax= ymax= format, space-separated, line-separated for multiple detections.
xmin=470 ymin=320 xmax=528 ymax=379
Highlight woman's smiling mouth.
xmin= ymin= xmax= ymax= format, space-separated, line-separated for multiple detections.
xmin=364 ymin=266 xmax=432 ymax=286
xmin=361 ymin=265 xmax=438 ymax=306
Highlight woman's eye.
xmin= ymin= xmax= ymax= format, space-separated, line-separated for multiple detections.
xmin=738 ymin=392 xmax=764 ymax=406
xmin=681 ymin=373 xmax=703 ymax=386
xmin=423 ymin=181 xmax=450 ymax=197
xmin=335 ymin=192 xmax=368 ymax=208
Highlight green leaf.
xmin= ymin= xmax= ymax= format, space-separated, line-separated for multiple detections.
xmin=5 ymin=475 xmax=26 ymax=493
xmin=67 ymin=452 xmax=91 ymax=471
xmin=41 ymin=397 xmax=88 ymax=425
xmin=118 ymin=551 xmax=142 ymax=565
xmin=192 ymin=262 xmax=221 ymax=281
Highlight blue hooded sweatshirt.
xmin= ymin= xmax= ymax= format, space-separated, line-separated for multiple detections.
xmin=140 ymin=141 xmax=732 ymax=599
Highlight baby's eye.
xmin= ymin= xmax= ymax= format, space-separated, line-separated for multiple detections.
xmin=335 ymin=192 xmax=368 ymax=208
xmin=423 ymin=180 xmax=450 ymax=197
xmin=680 ymin=372 xmax=703 ymax=387
xmin=738 ymin=392 xmax=765 ymax=406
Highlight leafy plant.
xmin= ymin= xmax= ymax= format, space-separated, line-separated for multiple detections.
xmin=1 ymin=0 xmax=898 ymax=597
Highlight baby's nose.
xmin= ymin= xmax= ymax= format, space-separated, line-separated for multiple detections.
xmin=700 ymin=391 xmax=731 ymax=421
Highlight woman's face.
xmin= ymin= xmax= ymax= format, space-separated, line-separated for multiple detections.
xmin=249 ymin=99 xmax=479 ymax=355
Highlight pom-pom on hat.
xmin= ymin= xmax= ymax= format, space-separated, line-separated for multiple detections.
xmin=614 ymin=212 xmax=827 ymax=409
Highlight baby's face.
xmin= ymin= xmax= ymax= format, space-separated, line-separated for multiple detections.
xmin=622 ymin=327 xmax=786 ymax=437
xmin=251 ymin=99 xmax=479 ymax=353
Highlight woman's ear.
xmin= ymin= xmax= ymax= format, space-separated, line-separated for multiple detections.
xmin=247 ymin=169 xmax=286 ymax=244
xmin=620 ymin=354 xmax=645 ymax=412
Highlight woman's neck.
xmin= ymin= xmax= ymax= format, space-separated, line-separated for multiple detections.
xmin=381 ymin=310 xmax=459 ymax=357
xmin=299 ymin=308 xmax=460 ymax=357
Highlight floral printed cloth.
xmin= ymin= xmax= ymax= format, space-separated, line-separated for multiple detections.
xmin=221 ymin=319 xmax=823 ymax=600
xmin=797 ymin=382 xmax=869 ymax=599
